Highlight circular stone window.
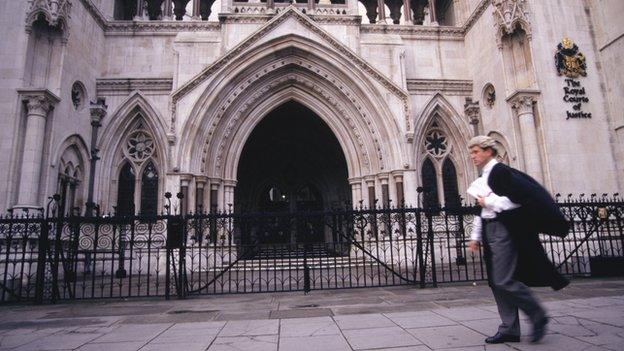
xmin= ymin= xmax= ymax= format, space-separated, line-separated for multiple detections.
xmin=71 ymin=81 xmax=87 ymax=111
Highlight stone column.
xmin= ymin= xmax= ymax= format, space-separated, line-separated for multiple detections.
xmin=365 ymin=177 xmax=376 ymax=209
xmin=134 ymin=0 xmax=145 ymax=20
xmin=402 ymin=0 xmax=413 ymax=24
xmin=464 ymin=97 xmax=481 ymax=136
xmin=192 ymin=0 xmax=200 ymax=19
xmin=85 ymin=98 xmax=107 ymax=217
xmin=349 ymin=178 xmax=362 ymax=208
xmin=195 ymin=176 xmax=207 ymax=212
xmin=209 ymin=182 xmax=219 ymax=212
xmin=509 ymin=91 xmax=543 ymax=182
xmin=428 ymin=0 xmax=437 ymax=25
xmin=377 ymin=0 xmax=387 ymax=24
xmin=180 ymin=176 xmax=191 ymax=215
xmin=223 ymin=179 xmax=236 ymax=213
xmin=15 ymin=90 xmax=59 ymax=211
xmin=392 ymin=172 xmax=404 ymax=207
xmin=163 ymin=0 xmax=173 ymax=19
xmin=379 ymin=173 xmax=390 ymax=208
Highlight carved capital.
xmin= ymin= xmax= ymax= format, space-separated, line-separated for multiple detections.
xmin=509 ymin=94 xmax=536 ymax=116
xmin=18 ymin=89 xmax=59 ymax=117
xmin=25 ymin=0 xmax=72 ymax=37
xmin=464 ymin=97 xmax=481 ymax=125
xmin=89 ymin=98 xmax=107 ymax=125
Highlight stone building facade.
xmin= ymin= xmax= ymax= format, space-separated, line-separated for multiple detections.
xmin=0 ymin=0 xmax=622 ymax=216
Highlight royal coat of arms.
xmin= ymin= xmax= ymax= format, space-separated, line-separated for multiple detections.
xmin=555 ymin=38 xmax=587 ymax=78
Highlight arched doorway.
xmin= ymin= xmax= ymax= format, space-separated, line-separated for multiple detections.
xmin=235 ymin=101 xmax=350 ymax=245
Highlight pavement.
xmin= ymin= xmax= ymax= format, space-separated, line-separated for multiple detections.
xmin=0 ymin=277 xmax=623 ymax=350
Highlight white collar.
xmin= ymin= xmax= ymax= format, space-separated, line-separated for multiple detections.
xmin=482 ymin=158 xmax=498 ymax=175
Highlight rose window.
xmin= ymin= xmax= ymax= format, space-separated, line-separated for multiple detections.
xmin=425 ymin=130 xmax=449 ymax=158
xmin=124 ymin=131 xmax=155 ymax=163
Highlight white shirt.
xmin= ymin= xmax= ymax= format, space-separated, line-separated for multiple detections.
xmin=470 ymin=159 xmax=520 ymax=242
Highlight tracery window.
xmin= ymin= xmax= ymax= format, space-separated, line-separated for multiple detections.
xmin=420 ymin=125 xmax=460 ymax=208
xmin=116 ymin=121 xmax=159 ymax=216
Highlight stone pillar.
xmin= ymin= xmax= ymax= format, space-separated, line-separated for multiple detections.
xmin=402 ymin=0 xmax=412 ymax=24
xmin=349 ymin=178 xmax=363 ymax=208
xmin=192 ymin=0 xmax=200 ymax=19
xmin=209 ymin=182 xmax=219 ymax=212
xmin=85 ymin=98 xmax=107 ymax=217
xmin=377 ymin=0 xmax=387 ymax=24
xmin=379 ymin=173 xmax=390 ymax=208
xmin=180 ymin=176 xmax=191 ymax=215
xmin=509 ymin=91 xmax=543 ymax=183
xmin=195 ymin=176 xmax=207 ymax=212
xmin=428 ymin=0 xmax=437 ymax=25
xmin=163 ymin=0 xmax=173 ymax=19
xmin=223 ymin=179 xmax=236 ymax=212
xmin=365 ymin=177 xmax=376 ymax=209
xmin=15 ymin=90 xmax=59 ymax=211
xmin=392 ymin=172 xmax=404 ymax=207
xmin=134 ymin=0 xmax=145 ymax=20
xmin=464 ymin=97 xmax=481 ymax=136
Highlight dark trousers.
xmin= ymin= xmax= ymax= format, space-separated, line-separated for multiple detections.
xmin=483 ymin=221 xmax=546 ymax=336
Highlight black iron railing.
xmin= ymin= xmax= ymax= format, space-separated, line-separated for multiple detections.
xmin=1 ymin=194 xmax=622 ymax=303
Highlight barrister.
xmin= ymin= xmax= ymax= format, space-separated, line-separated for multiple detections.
xmin=467 ymin=136 xmax=569 ymax=344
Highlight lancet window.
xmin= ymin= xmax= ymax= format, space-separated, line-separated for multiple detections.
xmin=420 ymin=123 xmax=460 ymax=208
xmin=115 ymin=121 xmax=159 ymax=216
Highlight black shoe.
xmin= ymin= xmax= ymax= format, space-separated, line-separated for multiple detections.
xmin=485 ymin=332 xmax=520 ymax=344
xmin=531 ymin=316 xmax=549 ymax=343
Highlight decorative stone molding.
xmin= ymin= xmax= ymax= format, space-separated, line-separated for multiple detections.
xmin=89 ymin=99 xmax=107 ymax=124
xmin=105 ymin=20 xmax=221 ymax=35
xmin=407 ymin=79 xmax=473 ymax=95
xmin=361 ymin=24 xmax=463 ymax=40
xmin=463 ymin=0 xmax=492 ymax=32
xmin=77 ymin=0 xmax=105 ymax=29
xmin=172 ymin=6 xmax=410 ymax=131
xmin=507 ymin=89 xmax=539 ymax=116
xmin=464 ymin=97 xmax=480 ymax=126
xmin=96 ymin=78 xmax=174 ymax=95
xmin=25 ymin=0 xmax=72 ymax=36
xmin=18 ymin=89 xmax=60 ymax=116
xmin=493 ymin=0 xmax=531 ymax=49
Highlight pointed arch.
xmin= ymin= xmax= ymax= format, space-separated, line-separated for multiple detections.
xmin=97 ymin=91 xmax=167 ymax=214
xmin=413 ymin=94 xmax=475 ymax=205
xmin=175 ymin=34 xmax=406 ymax=180
xmin=54 ymin=135 xmax=90 ymax=215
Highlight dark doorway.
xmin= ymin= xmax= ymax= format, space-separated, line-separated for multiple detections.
xmin=236 ymin=101 xmax=350 ymax=245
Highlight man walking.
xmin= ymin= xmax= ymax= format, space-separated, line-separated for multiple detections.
xmin=467 ymin=136 xmax=569 ymax=344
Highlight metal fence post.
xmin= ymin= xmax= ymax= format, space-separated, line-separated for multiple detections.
xmin=34 ymin=218 xmax=48 ymax=304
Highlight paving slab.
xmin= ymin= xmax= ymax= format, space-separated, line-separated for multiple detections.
xmin=207 ymin=335 xmax=278 ymax=351
xmin=218 ymin=319 xmax=279 ymax=337
xmin=279 ymin=334 xmax=351 ymax=351
xmin=279 ymin=316 xmax=341 ymax=337
xmin=406 ymin=325 xmax=487 ymax=349
xmin=383 ymin=310 xmax=457 ymax=328
xmin=76 ymin=341 xmax=145 ymax=351
xmin=342 ymin=326 xmax=423 ymax=350
xmin=333 ymin=313 xmax=395 ymax=330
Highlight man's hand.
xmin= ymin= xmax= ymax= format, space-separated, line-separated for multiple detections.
xmin=477 ymin=193 xmax=491 ymax=207
xmin=468 ymin=240 xmax=480 ymax=253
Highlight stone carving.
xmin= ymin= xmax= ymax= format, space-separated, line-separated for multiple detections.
xmin=483 ymin=83 xmax=496 ymax=107
xmin=25 ymin=0 xmax=72 ymax=35
xmin=71 ymin=82 xmax=85 ymax=110
xmin=171 ymin=6 xmax=410 ymax=131
xmin=424 ymin=129 xmax=449 ymax=159
xmin=492 ymin=0 xmax=531 ymax=48
xmin=200 ymin=58 xmax=387 ymax=175
xmin=123 ymin=128 xmax=156 ymax=164
xmin=464 ymin=97 xmax=480 ymax=126
xmin=555 ymin=38 xmax=587 ymax=78
xmin=510 ymin=93 xmax=535 ymax=115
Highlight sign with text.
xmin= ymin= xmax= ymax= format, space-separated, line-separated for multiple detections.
xmin=563 ymin=78 xmax=591 ymax=120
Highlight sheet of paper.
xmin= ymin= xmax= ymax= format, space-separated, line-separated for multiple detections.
xmin=467 ymin=178 xmax=489 ymax=199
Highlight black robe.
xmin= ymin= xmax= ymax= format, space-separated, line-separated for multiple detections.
xmin=483 ymin=163 xmax=569 ymax=290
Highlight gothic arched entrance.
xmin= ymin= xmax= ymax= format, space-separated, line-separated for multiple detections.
xmin=235 ymin=101 xmax=349 ymax=245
